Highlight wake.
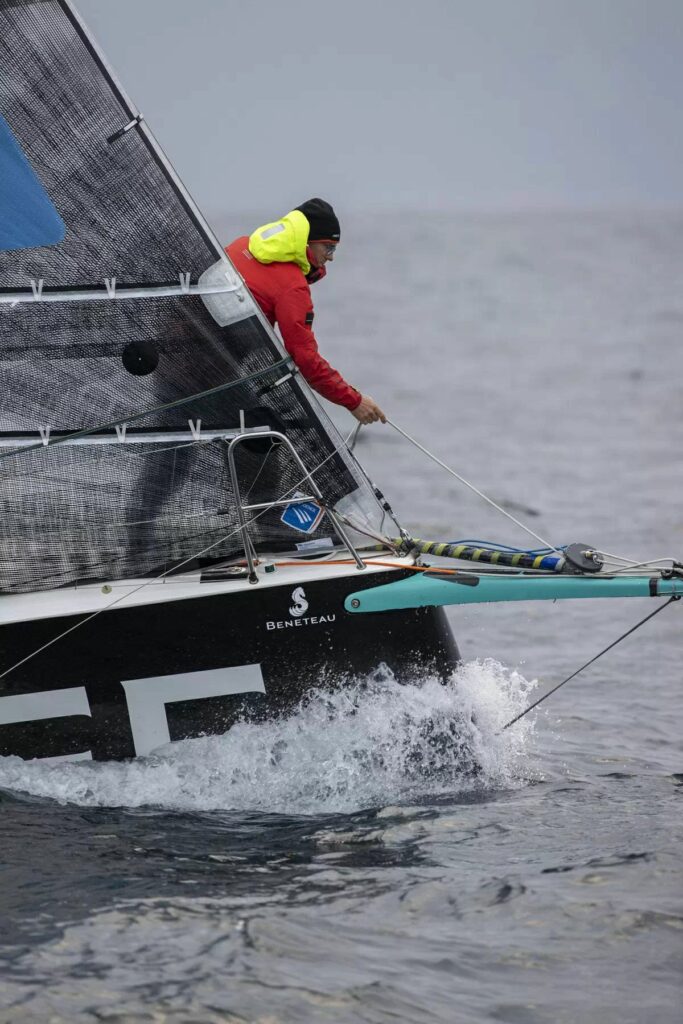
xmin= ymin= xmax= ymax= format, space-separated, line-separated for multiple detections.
xmin=0 ymin=659 xmax=537 ymax=814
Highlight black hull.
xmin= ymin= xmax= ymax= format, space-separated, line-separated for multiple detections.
xmin=0 ymin=570 xmax=460 ymax=762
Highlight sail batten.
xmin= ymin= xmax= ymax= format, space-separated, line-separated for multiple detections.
xmin=0 ymin=281 xmax=245 ymax=304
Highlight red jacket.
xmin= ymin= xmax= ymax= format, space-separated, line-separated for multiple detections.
xmin=226 ymin=236 xmax=361 ymax=411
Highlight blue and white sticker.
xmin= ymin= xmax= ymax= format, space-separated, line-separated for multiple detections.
xmin=281 ymin=494 xmax=324 ymax=534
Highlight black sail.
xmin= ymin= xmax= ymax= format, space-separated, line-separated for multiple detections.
xmin=0 ymin=0 xmax=387 ymax=592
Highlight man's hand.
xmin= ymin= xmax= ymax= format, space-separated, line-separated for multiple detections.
xmin=351 ymin=394 xmax=386 ymax=424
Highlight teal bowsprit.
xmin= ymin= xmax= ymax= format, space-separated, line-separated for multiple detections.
xmin=345 ymin=572 xmax=683 ymax=613
xmin=0 ymin=113 xmax=65 ymax=251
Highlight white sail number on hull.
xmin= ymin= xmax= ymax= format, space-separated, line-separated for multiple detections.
xmin=0 ymin=664 xmax=265 ymax=760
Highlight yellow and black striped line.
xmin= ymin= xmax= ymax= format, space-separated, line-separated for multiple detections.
xmin=396 ymin=538 xmax=566 ymax=573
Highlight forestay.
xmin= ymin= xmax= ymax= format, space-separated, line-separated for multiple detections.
xmin=0 ymin=0 xmax=388 ymax=593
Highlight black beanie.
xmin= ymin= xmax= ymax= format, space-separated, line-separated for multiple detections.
xmin=295 ymin=198 xmax=341 ymax=242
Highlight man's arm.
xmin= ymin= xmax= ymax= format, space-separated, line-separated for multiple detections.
xmin=274 ymin=284 xmax=362 ymax=410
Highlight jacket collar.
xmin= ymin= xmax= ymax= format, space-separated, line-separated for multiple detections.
xmin=248 ymin=209 xmax=311 ymax=274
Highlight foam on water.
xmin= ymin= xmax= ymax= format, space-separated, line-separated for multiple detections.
xmin=0 ymin=660 xmax=538 ymax=814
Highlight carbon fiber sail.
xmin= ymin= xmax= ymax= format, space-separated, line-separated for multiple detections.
xmin=0 ymin=0 xmax=389 ymax=593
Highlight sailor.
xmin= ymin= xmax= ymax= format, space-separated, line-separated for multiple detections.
xmin=226 ymin=199 xmax=385 ymax=424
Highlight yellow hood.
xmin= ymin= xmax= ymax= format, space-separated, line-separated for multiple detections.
xmin=248 ymin=209 xmax=311 ymax=275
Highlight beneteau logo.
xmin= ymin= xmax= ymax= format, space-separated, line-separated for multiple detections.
xmin=266 ymin=586 xmax=335 ymax=631
xmin=289 ymin=587 xmax=308 ymax=617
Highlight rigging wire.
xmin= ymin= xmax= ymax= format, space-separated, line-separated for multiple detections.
xmin=502 ymin=595 xmax=680 ymax=731
xmin=346 ymin=422 xmax=362 ymax=453
xmin=593 ymin=551 xmax=682 ymax=573
xmin=602 ymin=560 xmax=682 ymax=575
xmin=244 ymin=443 xmax=276 ymax=502
xmin=381 ymin=423 xmax=680 ymax=577
xmin=385 ymin=418 xmax=562 ymax=555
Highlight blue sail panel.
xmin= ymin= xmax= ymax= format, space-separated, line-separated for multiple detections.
xmin=0 ymin=113 xmax=65 ymax=251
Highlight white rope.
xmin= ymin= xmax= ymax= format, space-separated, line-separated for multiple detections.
xmin=385 ymin=418 xmax=562 ymax=555
xmin=595 ymin=549 xmax=646 ymax=566
xmin=599 ymin=558 xmax=680 ymax=575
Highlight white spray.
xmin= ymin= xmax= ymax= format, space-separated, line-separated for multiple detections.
xmin=0 ymin=660 xmax=537 ymax=814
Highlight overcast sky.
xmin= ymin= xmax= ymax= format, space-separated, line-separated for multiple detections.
xmin=77 ymin=0 xmax=683 ymax=218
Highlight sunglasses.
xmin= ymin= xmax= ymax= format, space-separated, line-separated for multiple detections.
xmin=314 ymin=241 xmax=338 ymax=256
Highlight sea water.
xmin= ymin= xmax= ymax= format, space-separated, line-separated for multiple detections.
xmin=0 ymin=210 xmax=681 ymax=1023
